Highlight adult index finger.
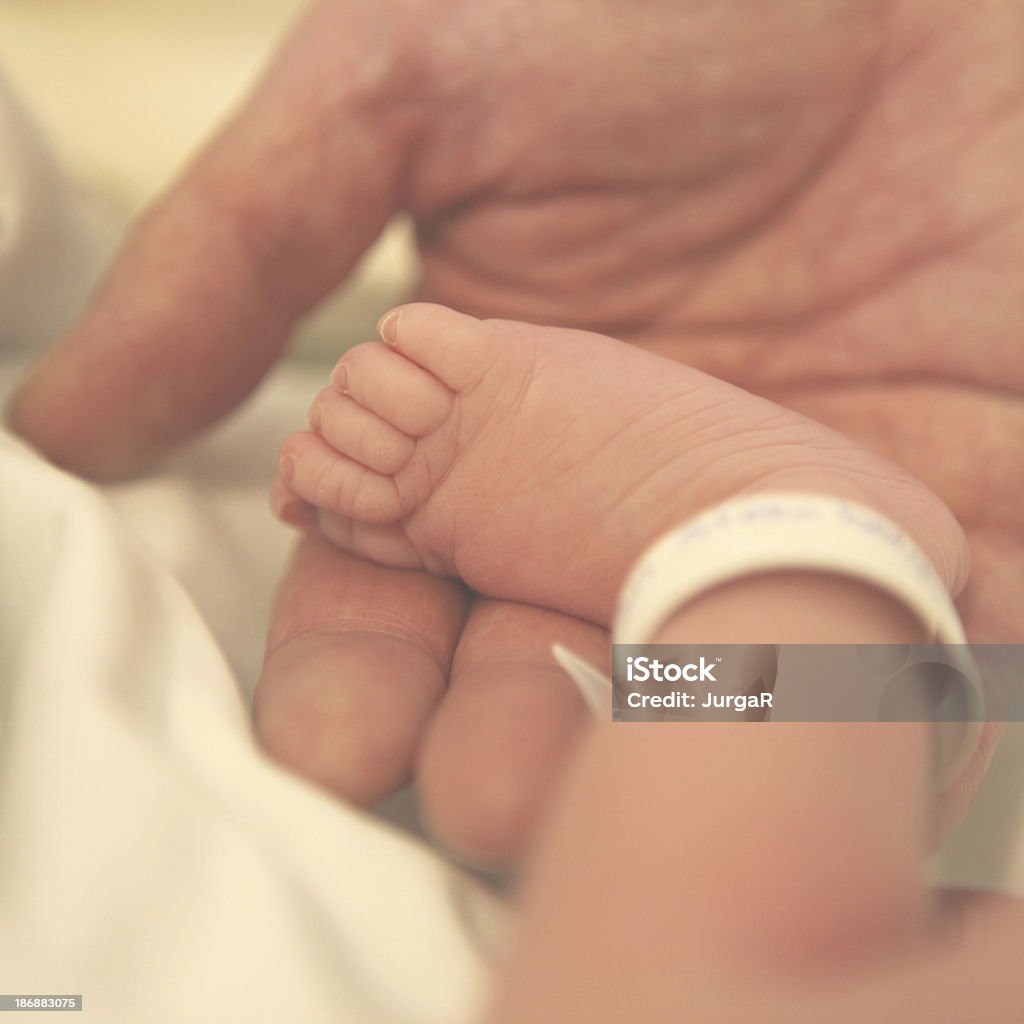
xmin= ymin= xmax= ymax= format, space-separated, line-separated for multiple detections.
xmin=8 ymin=0 xmax=428 ymax=479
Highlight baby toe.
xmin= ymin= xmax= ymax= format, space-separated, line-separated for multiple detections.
xmin=310 ymin=387 xmax=416 ymax=474
xmin=381 ymin=303 xmax=493 ymax=392
xmin=317 ymin=511 xmax=428 ymax=570
xmin=280 ymin=431 xmax=403 ymax=523
xmin=333 ymin=342 xmax=453 ymax=437
xmin=270 ymin=474 xmax=319 ymax=530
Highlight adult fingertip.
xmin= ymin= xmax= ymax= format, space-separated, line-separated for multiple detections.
xmin=5 ymin=376 xmax=161 ymax=481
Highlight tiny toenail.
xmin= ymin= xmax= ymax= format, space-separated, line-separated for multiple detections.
xmin=331 ymin=361 xmax=349 ymax=393
xmin=279 ymin=454 xmax=295 ymax=484
xmin=377 ymin=310 xmax=400 ymax=346
xmin=277 ymin=498 xmax=318 ymax=530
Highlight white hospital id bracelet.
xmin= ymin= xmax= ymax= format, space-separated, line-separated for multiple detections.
xmin=608 ymin=492 xmax=983 ymax=785
xmin=613 ymin=492 xmax=966 ymax=647
xmin=553 ymin=492 xmax=983 ymax=787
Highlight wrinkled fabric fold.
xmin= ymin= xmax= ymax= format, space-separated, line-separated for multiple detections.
xmin=0 ymin=430 xmax=498 ymax=1023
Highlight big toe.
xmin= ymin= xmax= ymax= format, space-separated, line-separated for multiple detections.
xmin=380 ymin=303 xmax=498 ymax=392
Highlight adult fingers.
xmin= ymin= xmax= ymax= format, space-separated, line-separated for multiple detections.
xmin=417 ymin=598 xmax=604 ymax=866
xmin=8 ymin=0 xmax=428 ymax=479
xmin=254 ymin=531 xmax=469 ymax=805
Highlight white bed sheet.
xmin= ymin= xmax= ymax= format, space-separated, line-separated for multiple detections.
xmin=0 ymin=358 xmax=504 ymax=1023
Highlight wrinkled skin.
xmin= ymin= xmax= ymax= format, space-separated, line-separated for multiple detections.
xmin=9 ymin=0 xmax=1022 ymax=855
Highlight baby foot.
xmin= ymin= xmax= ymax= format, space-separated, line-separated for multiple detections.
xmin=275 ymin=304 xmax=965 ymax=625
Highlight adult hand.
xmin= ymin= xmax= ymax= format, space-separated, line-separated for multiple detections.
xmin=484 ymin=704 xmax=1024 ymax=1022
xmin=774 ymin=892 xmax=1024 ymax=1024
xmin=9 ymin=0 xmax=1022 ymax=858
